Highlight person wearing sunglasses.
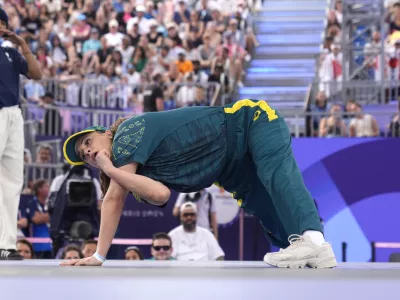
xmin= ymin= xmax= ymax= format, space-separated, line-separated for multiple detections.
xmin=148 ymin=232 xmax=175 ymax=261
xmin=169 ymin=202 xmax=224 ymax=261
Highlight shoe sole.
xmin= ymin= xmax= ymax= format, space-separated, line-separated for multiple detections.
xmin=264 ymin=256 xmax=337 ymax=269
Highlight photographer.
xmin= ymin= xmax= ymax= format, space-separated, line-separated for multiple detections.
xmin=173 ymin=189 xmax=218 ymax=240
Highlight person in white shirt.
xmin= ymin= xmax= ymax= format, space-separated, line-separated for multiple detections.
xmin=104 ymin=19 xmax=125 ymax=48
xmin=173 ymin=189 xmax=218 ymax=239
xmin=126 ymin=5 xmax=150 ymax=35
xmin=349 ymin=102 xmax=380 ymax=137
xmin=169 ymin=202 xmax=224 ymax=261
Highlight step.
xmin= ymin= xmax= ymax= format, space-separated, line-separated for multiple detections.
xmin=257 ymin=33 xmax=322 ymax=45
xmin=261 ymin=0 xmax=327 ymax=10
xmin=257 ymin=21 xmax=325 ymax=29
xmin=238 ymin=94 xmax=305 ymax=103
xmin=249 ymin=59 xmax=315 ymax=68
xmin=256 ymin=26 xmax=324 ymax=34
xmin=254 ymin=15 xmax=326 ymax=22
xmin=239 ymin=86 xmax=309 ymax=95
xmin=259 ymin=11 xmax=326 ymax=18
xmin=255 ymin=45 xmax=321 ymax=55
xmin=245 ymin=76 xmax=313 ymax=87
xmin=247 ymin=67 xmax=314 ymax=74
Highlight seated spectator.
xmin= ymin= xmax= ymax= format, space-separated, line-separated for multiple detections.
xmin=82 ymin=28 xmax=102 ymax=56
xmin=208 ymin=63 xmax=230 ymax=93
xmin=173 ymin=189 xmax=218 ymax=239
xmin=35 ymin=144 xmax=53 ymax=164
xmin=132 ymin=46 xmax=148 ymax=73
xmin=72 ymin=13 xmax=91 ymax=53
xmin=16 ymin=239 xmax=35 ymax=259
xmin=169 ymin=202 xmax=224 ymax=261
xmin=349 ymin=103 xmax=380 ymax=137
xmin=192 ymin=60 xmax=208 ymax=84
xmin=389 ymin=2 xmax=400 ymax=34
xmin=176 ymin=73 xmax=197 ymax=107
xmin=125 ymin=246 xmax=144 ymax=260
xmin=127 ymin=5 xmax=150 ymax=35
xmin=318 ymin=104 xmax=347 ymax=137
xmin=174 ymin=0 xmax=190 ymax=26
xmin=17 ymin=207 xmax=29 ymax=237
xmin=147 ymin=19 xmax=163 ymax=48
xmin=148 ymin=232 xmax=175 ymax=261
xmin=81 ymin=240 xmax=97 ymax=258
xmin=104 ymin=19 xmax=124 ymax=48
xmin=25 ymin=180 xmax=53 ymax=259
xmin=62 ymin=244 xmax=84 ymax=260
xmin=176 ymin=50 xmax=193 ymax=74
xmin=117 ymin=35 xmax=135 ymax=65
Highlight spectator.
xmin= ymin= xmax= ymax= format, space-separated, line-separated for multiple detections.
xmin=310 ymin=91 xmax=328 ymax=136
xmin=132 ymin=46 xmax=148 ymax=72
xmin=25 ymin=180 xmax=53 ymax=259
xmin=117 ymin=35 xmax=134 ymax=65
xmin=169 ymin=202 xmax=224 ymax=261
xmin=173 ymin=189 xmax=218 ymax=239
xmin=125 ymin=246 xmax=144 ymax=260
xmin=318 ymin=104 xmax=347 ymax=138
xmin=389 ymin=2 xmax=400 ymax=33
xmin=166 ymin=22 xmax=182 ymax=46
xmin=197 ymin=33 xmax=216 ymax=69
xmin=62 ymin=244 xmax=84 ymax=259
xmin=82 ymin=28 xmax=102 ymax=55
xmin=72 ymin=13 xmax=91 ymax=53
xmin=81 ymin=240 xmax=97 ymax=258
xmin=126 ymin=63 xmax=141 ymax=85
xmin=40 ymin=92 xmax=63 ymax=136
xmin=191 ymin=60 xmax=208 ymax=84
xmin=104 ymin=19 xmax=124 ymax=48
xmin=349 ymin=103 xmax=380 ymax=137
xmin=35 ymin=144 xmax=53 ymax=164
xmin=127 ymin=5 xmax=150 ymax=35
xmin=176 ymin=73 xmax=196 ymax=107
xmin=148 ymin=232 xmax=175 ymax=261
xmin=208 ymin=63 xmax=229 ymax=93
xmin=147 ymin=19 xmax=163 ymax=48
xmin=143 ymin=72 xmax=164 ymax=112
xmin=174 ymin=0 xmax=190 ymax=25
xmin=176 ymin=50 xmax=193 ymax=74
xmin=16 ymin=239 xmax=35 ymax=259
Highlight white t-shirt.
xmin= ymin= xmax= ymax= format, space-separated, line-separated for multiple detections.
xmin=169 ymin=225 xmax=224 ymax=261
xmin=104 ymin=32 xmax=125 ymax=48
xmin=117 ymin=45 xmax=135 ymax=65
xmin=350 ymin=114 xmax=376 ymax=137
xmin=174 ymin=191 xmax=217 ymax=230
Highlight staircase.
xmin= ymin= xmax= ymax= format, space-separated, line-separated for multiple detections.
xmin=238 ymin=0 xmax=327 ymax=116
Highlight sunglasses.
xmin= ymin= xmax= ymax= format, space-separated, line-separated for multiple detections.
xmin=183 ymin=213 xmax=196 ymax=217
xmin=152 ymin=246 xmax=171 ymax=251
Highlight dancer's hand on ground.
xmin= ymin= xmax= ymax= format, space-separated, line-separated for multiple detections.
xmin=95 ymin=149 xmax=113 ymax=174
xmin=60 ymin=256 xmax=103 ymax=267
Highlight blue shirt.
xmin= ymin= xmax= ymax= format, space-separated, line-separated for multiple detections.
xmin=0 ymin=47 xmax=28 ymax=108
xmin=25 ymin=197 xmax=52 ymax=252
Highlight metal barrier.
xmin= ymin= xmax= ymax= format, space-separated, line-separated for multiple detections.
xmin=21 ymin=79 xmax=222 ymax=110
xmin=23 ymin=163 xmax=64 ymax=189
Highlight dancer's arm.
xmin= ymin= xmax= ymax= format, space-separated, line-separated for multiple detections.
xmin=105 ymin=163 xmax=171 ymax=206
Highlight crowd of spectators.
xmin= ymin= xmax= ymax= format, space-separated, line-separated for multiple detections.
xmin=1 ymin=0 xmax=258 ymax=112
xmin=310 ymin=0 xmax=400 ymax=137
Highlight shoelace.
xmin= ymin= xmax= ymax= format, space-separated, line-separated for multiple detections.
xmin=279 ymin=234 xmax=306 ymax=253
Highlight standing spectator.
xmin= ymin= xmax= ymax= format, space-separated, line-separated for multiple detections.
xmin=143 ymin=73 xmax=164 ymax=112
xmin=148 ymin=232 xmax=175 ymax=261
xmin=81 ymin=240 xmax=97 ymax=258
xmin=169 ymin=202 xmax=224 ymax=261
xmin=310 ymin=91 xmax=328 ymax=136
xmin=25 ymin=180 xmax=53 ymax=259
xmin=349 ymin=103 xmax=380 ymax=137
xmin=124 ymin=246 xmax=144 ymax=260
xmin=41 ymin=92 xmax=63 ymax=136
xmin=0 ymin=8 xmax=42 ymax=260
xmin=173 ymin=189 xmax=218 ymax=239
xmin=16 ymin=239 xmax=35 ymax=259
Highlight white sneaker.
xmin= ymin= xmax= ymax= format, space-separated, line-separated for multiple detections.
xmin=264 ymin=234 xmax=337 ymax=269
